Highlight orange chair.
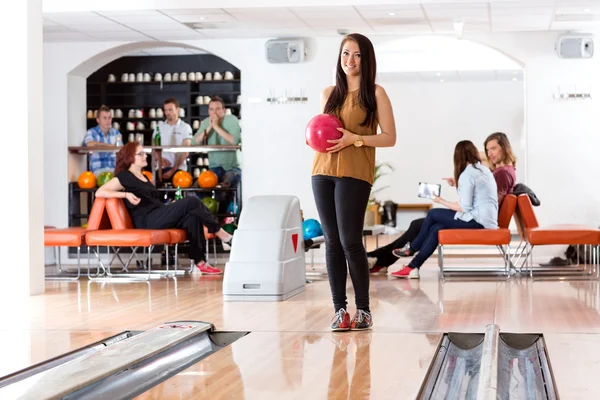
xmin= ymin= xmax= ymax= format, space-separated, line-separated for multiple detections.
xmin=436 ymin=194 xmax=517 ymax=278
xmin=44 ymin=198 xmax=111 ymax=280
xmin=85 ymin=198 xmax=171 ymax=280
xmin=514 ymin=194 xmax=600 ymax=279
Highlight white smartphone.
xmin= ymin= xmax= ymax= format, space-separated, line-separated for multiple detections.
xmin=418 ymin=182 xmax=441 ymax=199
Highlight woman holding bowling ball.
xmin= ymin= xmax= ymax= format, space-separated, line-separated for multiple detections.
xmin=310 ymin=33 xmax=397 ymax=331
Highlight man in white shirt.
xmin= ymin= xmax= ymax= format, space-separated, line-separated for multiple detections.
xmin=152 ymin=97 xmax=192 ymax=182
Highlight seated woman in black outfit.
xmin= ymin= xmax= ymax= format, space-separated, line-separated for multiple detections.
xmin=95 ymin=142 xmax=233 ymax=275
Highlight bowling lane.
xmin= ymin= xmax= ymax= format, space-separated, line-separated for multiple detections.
xmin=0 ymin=329 xmax=121 ymax=379
xmin=134 ymin=331 xmax=442 ymax=400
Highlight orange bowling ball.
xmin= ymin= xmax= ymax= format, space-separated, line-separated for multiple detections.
xmin=172 ymin=170 xmax=193 ymax=188
xmin=142 ymin=170 xmax=153 ymax=182
xmin=78 ymin=171 xmax=96 ymax=189
xmin=198 ymin=170 xmax=218 ymax=188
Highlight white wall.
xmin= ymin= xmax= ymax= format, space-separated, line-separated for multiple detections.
xmin=0 ymin=0 xmax=45 ymax=297
xmin=374 ymin=79 xmax=524 ymax=205
xmin=44 ymin=31 xmax=600 ymax=260
xmin=473 ymin=31 xmax=600 ymax=229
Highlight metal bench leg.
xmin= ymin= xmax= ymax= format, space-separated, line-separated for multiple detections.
xmin=438 ymin=245 xmax=445 ymax=279
xmin=46 ymin=246 xmax=81 ymax=281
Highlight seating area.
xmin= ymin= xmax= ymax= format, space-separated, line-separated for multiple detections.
xmin=43 ymin=198 xmax=219 ymax=281
xmin=46 ymin=194 xmax=600 ymax=282
xmin=437 ymin=193 xmax=600 ymax=280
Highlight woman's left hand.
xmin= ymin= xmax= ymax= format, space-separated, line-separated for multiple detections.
xmin=431 ymin=194 xmax=442 ymax=204
xmin=326 ymin=128 xmax=357 ymax=153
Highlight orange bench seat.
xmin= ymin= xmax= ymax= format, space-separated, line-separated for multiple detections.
xmin=526 ymin=225 xmax=600 ymax=245
xmin=438 ymin=194 xmax=517 ymax=246
xmin=44 ymin=227 xmax=88 ymax=247
xmin=85 ymin=229 xmax=171 ymax=247
xmin=438 ymin=228 xmax=511 ymax=245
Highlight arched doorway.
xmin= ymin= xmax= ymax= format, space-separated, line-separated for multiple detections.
xmin=66 ymin=41 xmax=243 ymax=256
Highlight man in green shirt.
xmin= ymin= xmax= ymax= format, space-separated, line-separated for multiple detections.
xmin=193 ymin=96 xmax=242 ymax=187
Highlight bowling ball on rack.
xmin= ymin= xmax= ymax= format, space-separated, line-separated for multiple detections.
xmin=142 ymin=170 xmax=153 ymax=182
xmin=201 ymin=197 xmax=219 ymax=214
xmin=97 ymin=171 xmax=114 ymax=187
xmin=198 ymin=170 xmax=218 ymax=188
xmin=226 ymin=201 xmax=239 ymax=214
xmin=302 ymin=219 xmax=323 ymax=240
xmin=305 ymin=113 xmax=343 ymax=153
xmin=78 ymin=171 xmax=96 ymax=189
xmin=222 ymin=223 xmax=238 ymax=235
xmin=172 ymin=170 xmax=193 ymax=188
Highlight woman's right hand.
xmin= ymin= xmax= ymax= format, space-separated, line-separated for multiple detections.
xmin=442 ymin=177 xmax=455 ymax=187
xmin=125 ymin=192 xmax=140 ymax=205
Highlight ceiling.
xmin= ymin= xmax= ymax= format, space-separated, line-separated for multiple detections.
xmin=43 ymin=1 xmax=600 ymax=42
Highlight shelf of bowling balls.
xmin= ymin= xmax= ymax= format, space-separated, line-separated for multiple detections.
xmin=70 ymin=186 xmax=238 ymax=193
xmin=68 ymin=145 xmax=241 ymax=153
xmin=156 ymin=187 xmax=239 ymax=192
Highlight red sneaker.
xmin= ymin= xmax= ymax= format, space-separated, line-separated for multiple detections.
xmin=196 ymin=261 xmax=223 ymax=275
xmin=331 ymin=309 xmax=351 ymax=332
xmin=390 ymin=265 xmax=420 ymax=279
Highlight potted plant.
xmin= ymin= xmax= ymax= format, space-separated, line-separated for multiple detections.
xmin=365 ymin=161 xmax=394 ymax=226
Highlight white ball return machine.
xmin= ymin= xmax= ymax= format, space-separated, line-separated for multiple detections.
xmin=223 ymin=195 xmax=307 ymax=301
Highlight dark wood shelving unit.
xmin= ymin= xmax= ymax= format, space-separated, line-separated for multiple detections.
xmin=71 ymin=54 xmax=243 ymax=258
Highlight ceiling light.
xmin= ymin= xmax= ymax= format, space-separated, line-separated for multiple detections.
xmin=584 ymin=8 xmax=591 ymax=13
xmin=436 ymin=72 xmax=441 ymax=76
xmin=388 ymin=12 xmax=396 ymax=16
xmin=512 ymin=77 xmax=517 ymax=81
xmin=440 ymin=79 xmax=445 ymax=83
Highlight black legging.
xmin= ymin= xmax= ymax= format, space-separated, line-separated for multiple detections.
xmin=367 ymin=218 xmax=425 ymax=267
xmin=312 ymin=175 xmax=372 ymax=313
xmin=137 ymin=197 xmax=221 ymax=263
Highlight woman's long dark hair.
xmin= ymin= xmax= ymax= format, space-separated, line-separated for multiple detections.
xmin=454 ymin=140 xmax=482 ymax=185
xmin=324 ymin=33 xmax=377 ymax=127
xmin=115 ymin=142 xmax=139 ymax=174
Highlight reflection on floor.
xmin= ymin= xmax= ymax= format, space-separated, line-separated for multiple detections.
xmin=3 ymin=255 xmax=600 ymax=399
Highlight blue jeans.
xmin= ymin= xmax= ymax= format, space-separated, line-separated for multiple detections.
xmin=210 ymin=166 xmax=241 ymax=187
xmin=409 ymin=208 xmax=483 ymax=268
xmin=210 ymin=167 xmax=241 ymax=215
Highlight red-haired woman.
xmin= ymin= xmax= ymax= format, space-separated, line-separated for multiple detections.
xmin=96 ymin=142 xmax=232 ymax=274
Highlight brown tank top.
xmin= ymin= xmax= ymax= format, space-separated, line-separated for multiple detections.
xmin=311 ymin=90 xmax=378 ymax=185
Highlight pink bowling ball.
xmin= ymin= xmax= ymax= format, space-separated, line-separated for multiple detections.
xmin=305 ymin=113 xmax=343 ymax=153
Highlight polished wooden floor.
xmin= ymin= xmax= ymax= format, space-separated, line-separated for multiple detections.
xmin=3 ymin=240 xmax=600 ymax=399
